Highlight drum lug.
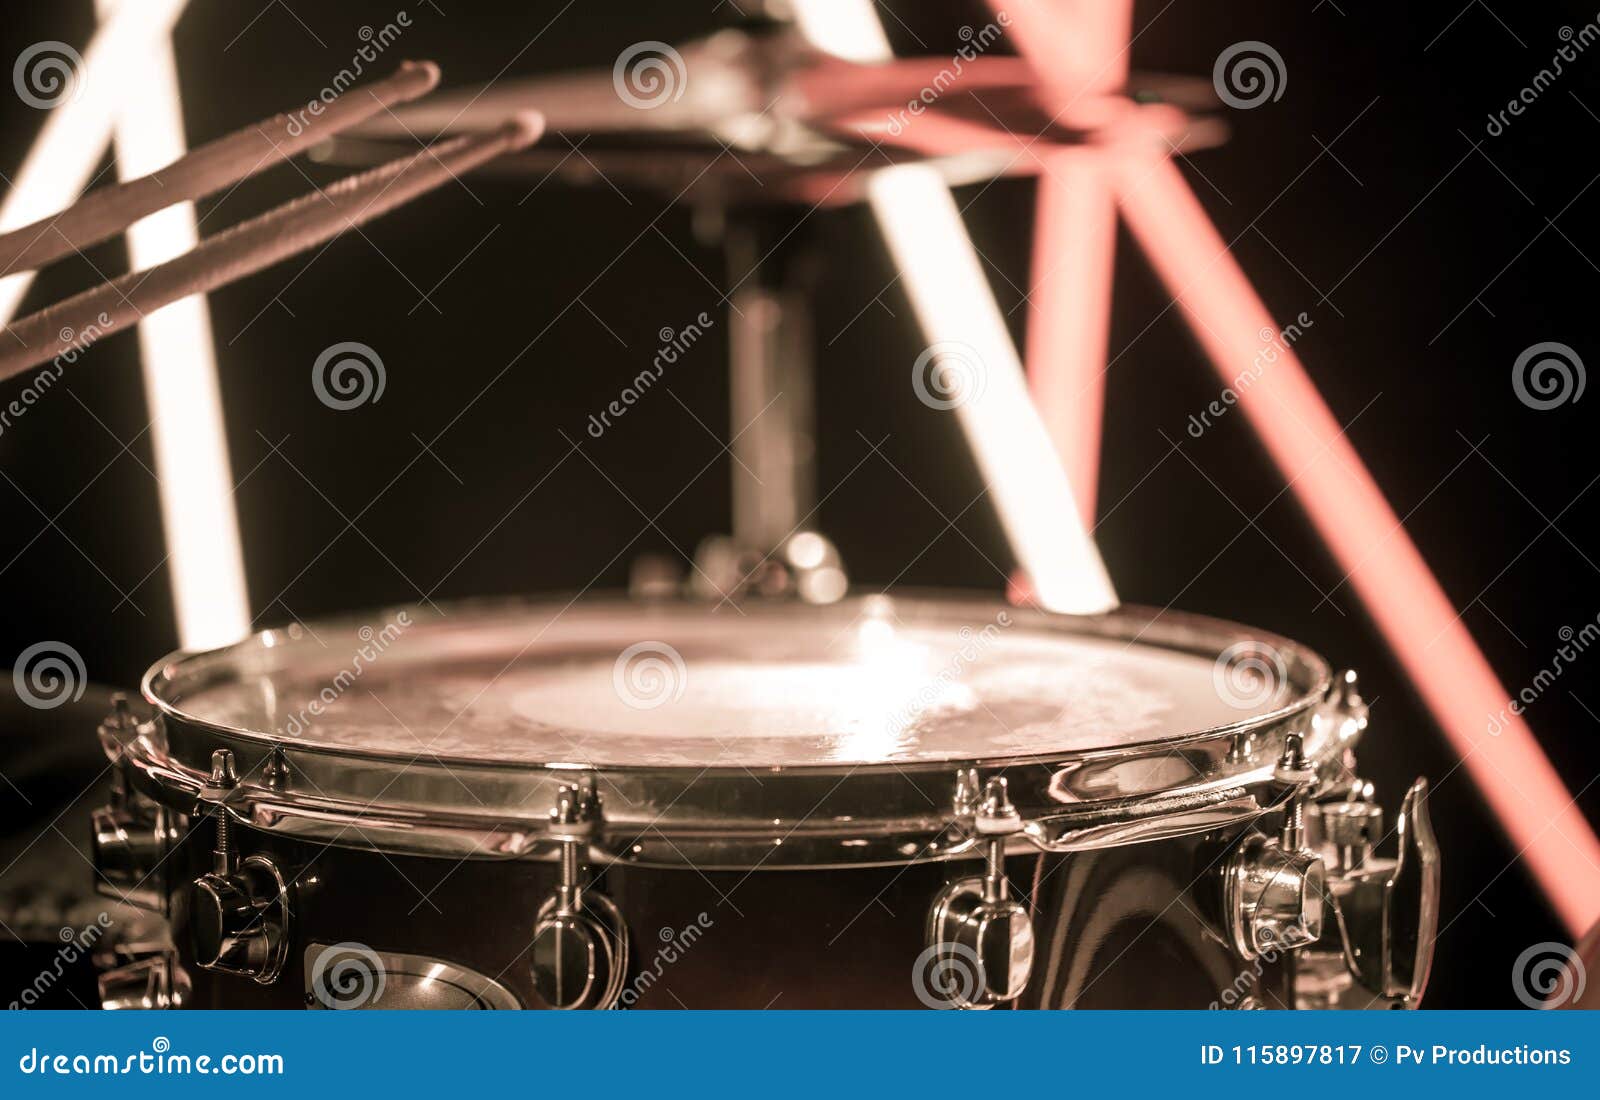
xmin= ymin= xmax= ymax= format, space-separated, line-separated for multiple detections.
xmin=1299 ymin=777 xmax=1441 ymax=1008
xmin=924 ymin=777 xmax=1035 ymax=1009
xmin=530 ymin=780 xmax=630 ymax=1010
xmin=91 ymin=697 xmax=177 ymax=913
xmin=187 ymin=750 xmax=292 ymax=985
xmin=1222 ymin=734 xmax=1328 ymax=960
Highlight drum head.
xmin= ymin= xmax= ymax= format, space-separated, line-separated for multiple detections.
xmin=150 ymin=595 xmax=1320 ymax=770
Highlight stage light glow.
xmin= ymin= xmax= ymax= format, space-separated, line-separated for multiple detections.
xmin=1117 ymin=153 xmax=1600 ymax=935
xmin=789 ymin=0 xmax=894 ymax=64
xmin=95 ymin=0 xmax=250 ymax=650
xmin=867 ymin=166 xmax=1116 ymax=614
xmin=794 ymin=0 xmax=1116 ymax=614
xmin=1025 ymin=152 xmax=1117 ymax=525
xmin=0 ymin=0 xmax=189 ymax=324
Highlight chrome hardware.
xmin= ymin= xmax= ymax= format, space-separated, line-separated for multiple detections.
xmin=529 ymin=781 xmax=629 ymax=1010
xmin=1315 ymin=798 xmax=1383 ymax=874
xmin=1316 ymin=669 xmax=1369 ymax=745
xmin=91 ymin=698 xmax=176 ymax=912
xmin=1223 ymin=734 xmax=1327 ymax=959
xmin=304 ymin=945 xmax=521 ymax=1010
xmin=188 ymin=750 xmax=291 ymax=984
xmin=925 ymin=777 xmax=1036 ymax=1009
xmin=98 ymin=950 xmax=190 ymax=1010
xmin=689 ymin=531 xmax=847 ymax=605
xmin=1302 ymin=778 xmax=1441 ymax=1008
xmin=263 ymin=745 xmax=290 ymax=791
xmin=1310 ymin=669 xmax=1369 ymax=794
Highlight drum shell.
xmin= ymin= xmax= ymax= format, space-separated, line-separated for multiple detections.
xmin=164 ymin=816 xmax=1280 ymax=1010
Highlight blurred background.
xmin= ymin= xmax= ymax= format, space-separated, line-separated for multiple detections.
xmin=3 ymin=1 xmax=1597 ymax=1007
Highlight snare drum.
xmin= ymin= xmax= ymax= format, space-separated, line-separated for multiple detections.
xmin=88 ymin=594 xmax=1438 ymax=1010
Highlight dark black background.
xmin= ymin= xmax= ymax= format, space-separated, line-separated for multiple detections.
xmin=4 ymin=2 xmax=1598 ymax=1007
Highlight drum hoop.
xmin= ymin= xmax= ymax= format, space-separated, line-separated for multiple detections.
xmin=115 ymin=592 xmax=1333 ymax=869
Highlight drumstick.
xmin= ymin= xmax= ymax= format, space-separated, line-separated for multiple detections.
xmin=0 ymin=60 xmax=441 ymax=279
xmin=0 ymin=115 xmax=542 ymax=385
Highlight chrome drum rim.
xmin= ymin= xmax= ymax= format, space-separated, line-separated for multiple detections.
xmin=108 ymin=593 xmax=1335 ymax=868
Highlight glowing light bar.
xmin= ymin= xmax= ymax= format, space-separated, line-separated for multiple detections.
xmin=1025 ymin=152 xmax=1116 ymax=524
xmin=790 ymin=0 xmax=894 ymax=64
xmin=795 ymin=0 xmax=1115 ymax=614
xmin=1117 ymin=154 xmax=1600 ymax=934
xmin=867 ymin=167 xmax=1115 ymax=613
xmin=998 ymin=0 xmax=1132 ymax=526
xmin=91 ymin=0 xmax=249 ymax=651
xmin=0 ymin=0 xmax=189 ymax=323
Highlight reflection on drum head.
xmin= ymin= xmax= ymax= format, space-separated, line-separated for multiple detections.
xmin=167 ymin=604 xmax=1292 ymax=768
